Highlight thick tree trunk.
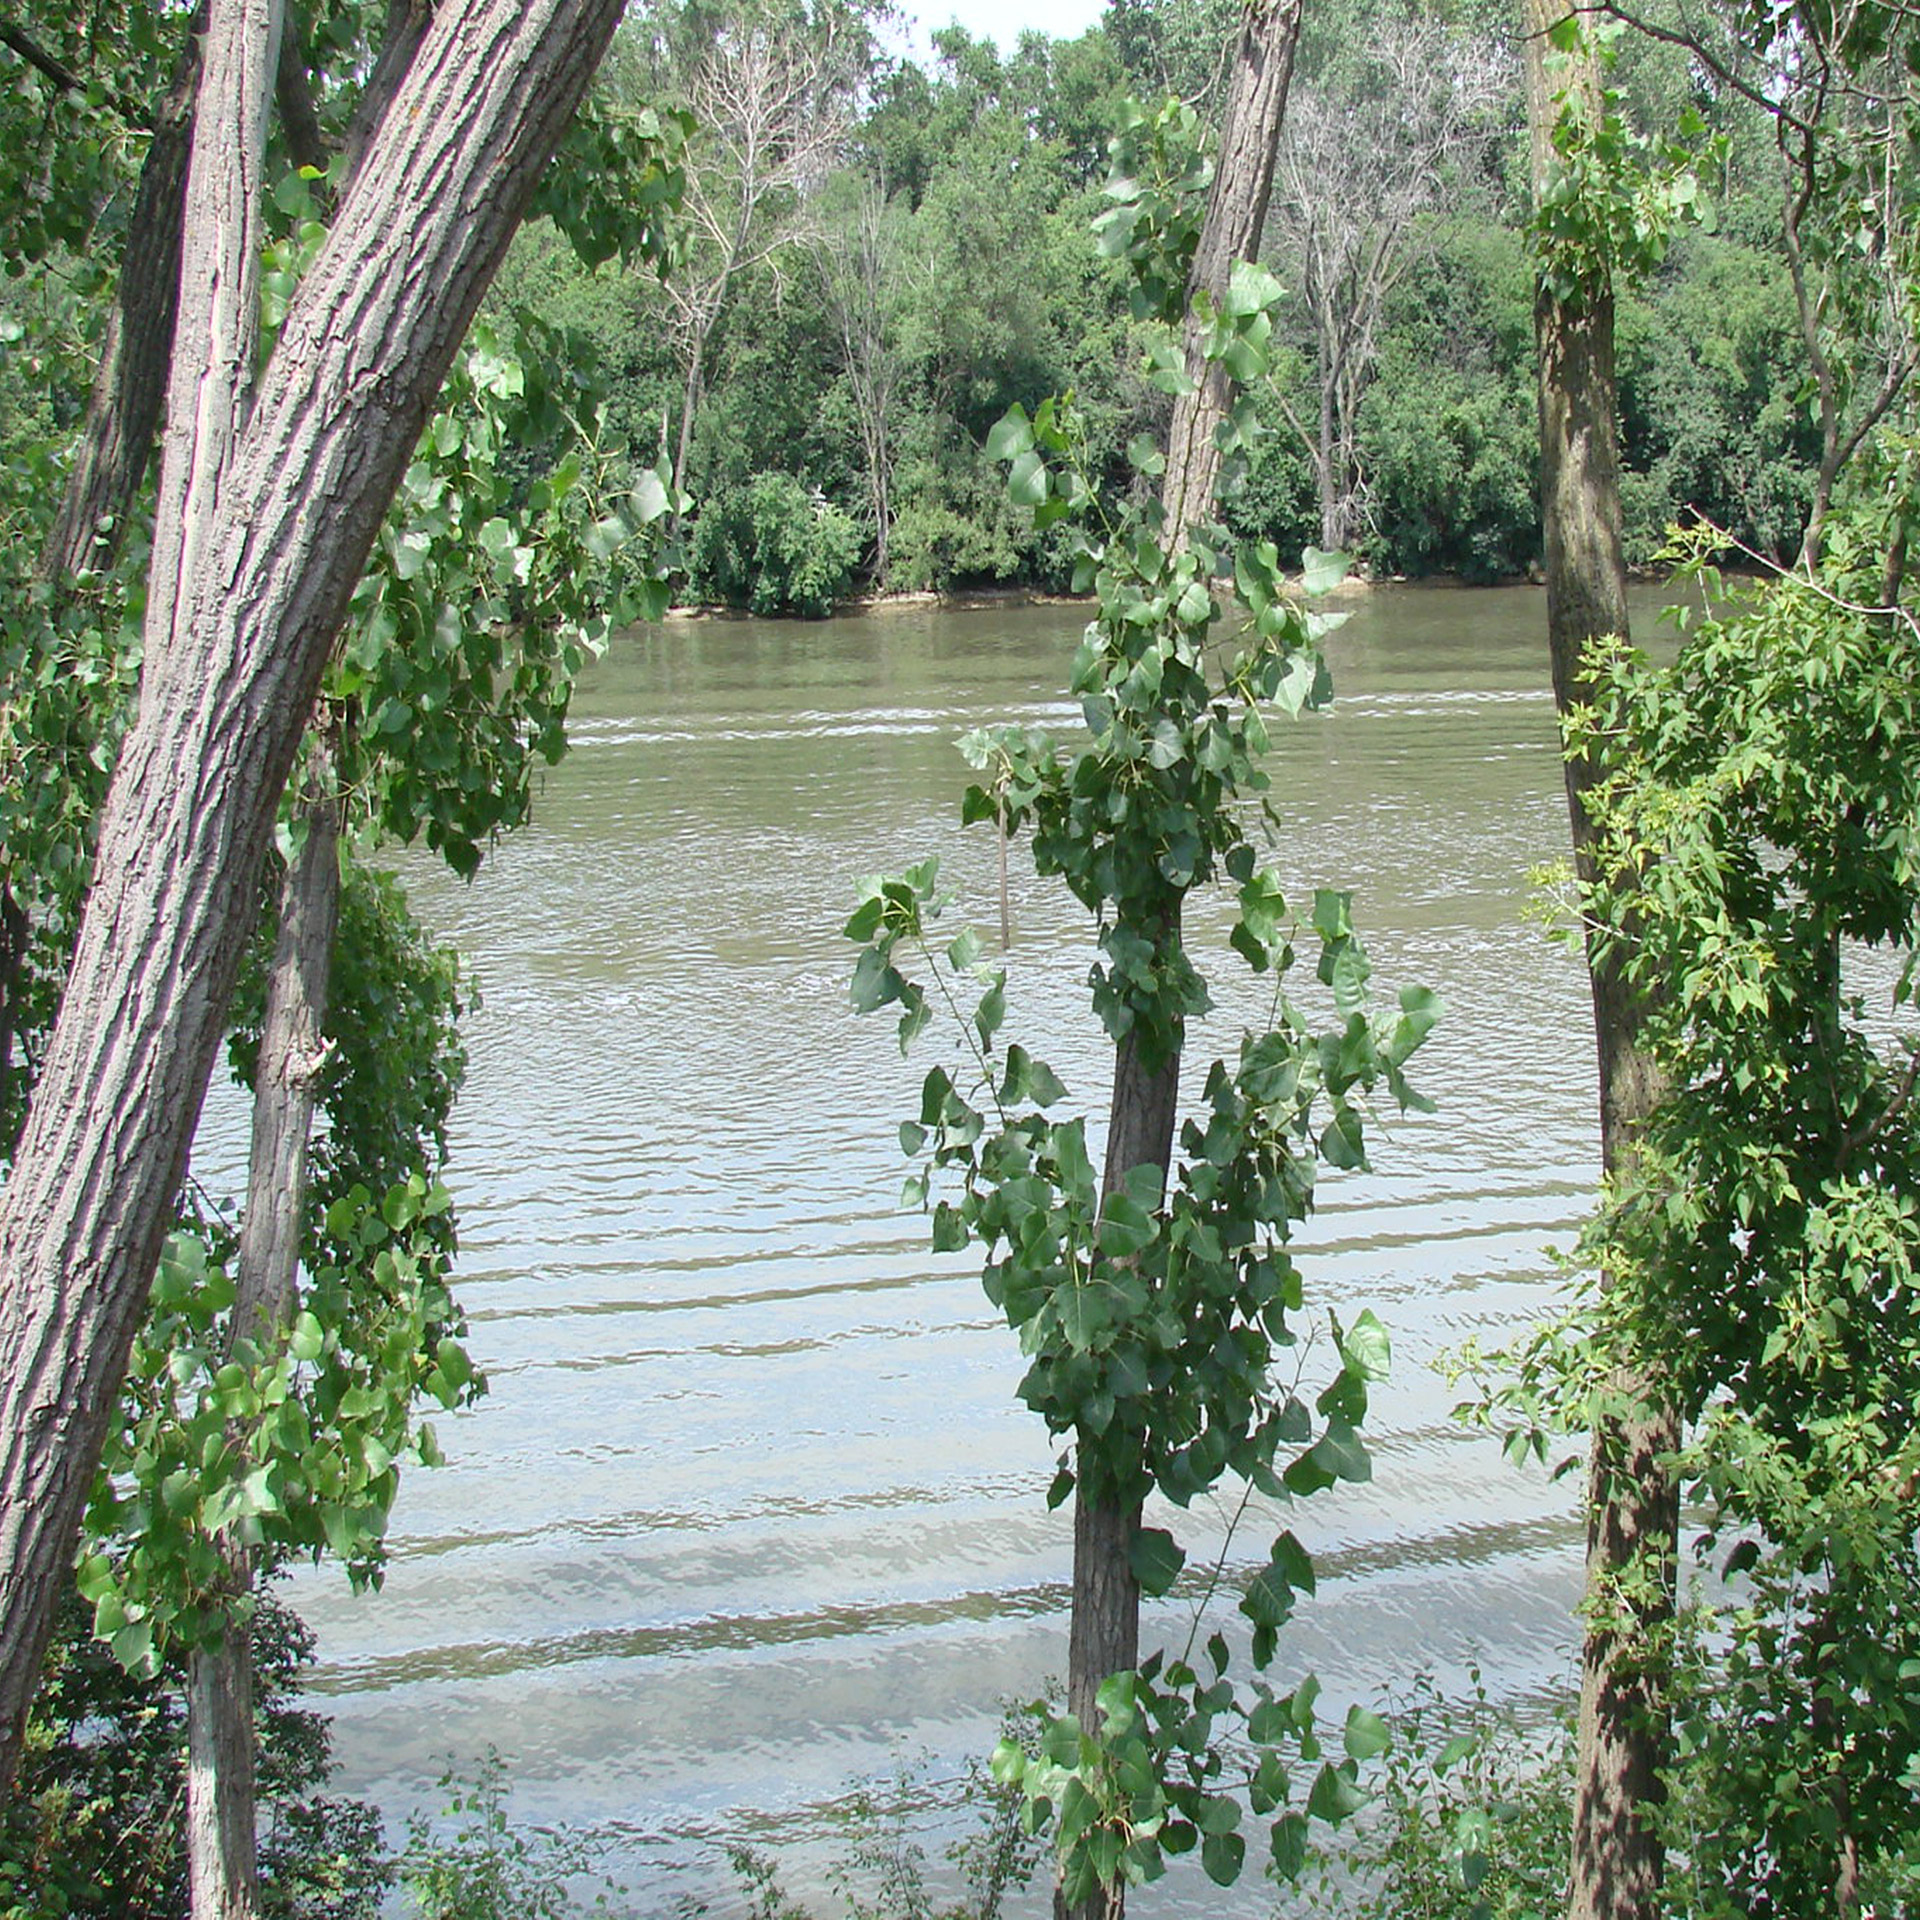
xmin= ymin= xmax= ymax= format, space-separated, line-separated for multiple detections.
xmin=185 ymin=755 xmax=341 ymax=1920
xmin=1523 ymin=10 xmax=1679 ymax=1919
xmin=0 ymin=0 xmax=628 ymax=1791
xmin=144 ymin=0 xmax=280 ymax=663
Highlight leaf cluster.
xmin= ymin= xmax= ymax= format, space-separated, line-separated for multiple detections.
xmin=845 ymin=118 xmax=1439 ymax=1901
xmin=1529 ymin=17 xmax=1720 ymax=307
xmin=991 ymin=1659 xmax=1388 ymax=1901
xmin=81 ymin=1179 xmax=481 ymax=1669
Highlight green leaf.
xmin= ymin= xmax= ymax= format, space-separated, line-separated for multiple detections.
xmin=1343 ymin=1706 xmax=1390 ymax=1761
xmin=1319 ymin=1106 xmax=1366 ymax=1171
xmin=1340 ymin=1310 xmax=1391 ymax=1382
xmin=1130 ymin=1526 xmax=1186 ymax=1597
xmin=1223 ymin=260 xmax=1286 ymax=318
xmin=1060 ymin=1283 xmax=1109 ymax=1349
xmin=1307 ymin=1761 xmax=1367 ymax=1824
xmin=1270 ymin=1812 xmax=1309 ymax=1881
xmin=1201 ymin=1828 xmax=1245 ymax=1887
xmin=986 ymin=408 xmax=1034 ymax=463
xmin=1300 ymin=547 xmax=1349 ymax=596
xmin=1310 ymin=1420 xmax=1371 ymax=1484
xmin=1008 ymin=450 xmax=1049 ymax=508
xmin=630 ymin=466 xmax=671 ymax=524
xmin=975 ymin=976 xmax=1007 ymax=1049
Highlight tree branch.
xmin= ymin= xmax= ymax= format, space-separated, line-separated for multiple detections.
xmin=0 ymin=21 xmax=79 ymax=93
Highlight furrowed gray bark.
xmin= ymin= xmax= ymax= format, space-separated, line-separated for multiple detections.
xmin=185 ymin=752 xmax=341 ymax=1920
xmin=0 ymin=0 xmax=628 ymax=1790
xmin=1523 ymin=9 xmax=1678 ymax=1918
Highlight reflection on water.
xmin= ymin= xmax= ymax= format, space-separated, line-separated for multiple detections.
xmin=254 ymin=584 xmax=1648 ymax=1912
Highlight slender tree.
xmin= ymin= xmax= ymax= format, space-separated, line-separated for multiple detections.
xmin=1523 ymin=7 xmax=1677 ymax=1916
xmin=1066 ymin=7 xmax=1302 ymax=1916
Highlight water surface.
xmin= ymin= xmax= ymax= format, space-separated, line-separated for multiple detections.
xmin=266 ymin=585 xmax=1650 ymax=1910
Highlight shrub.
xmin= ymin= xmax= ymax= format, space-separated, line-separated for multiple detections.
xmin=1359 ymin=362 xmax=1540 ymax=580
xmin=0 ymin=1582 xmax=391 ymax=1920
xmin=1277 ymin=1671 xmax=1574 ymax=1920
xmin=688 ymin=471 xmax=862 ymax=618
xmin=400 ymin=1754 xmax=620 ymax=1920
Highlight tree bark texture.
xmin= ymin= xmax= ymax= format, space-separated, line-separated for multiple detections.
xmin=185 ymin=754 xmax=341 ymax=1920
xmin=0 ymin=0 xmax=628 ymax=1790
xmin=1058 ymin=1018 xmax=1178 ymax=1920
xmin=1161 ymin=0 xmax=1303 ymax=539
xmin=185 ymin=1636 xmax=256 ymax=1920
xmin=1524 ymin=10 xmax=1680 ymax=1919
xmin=143 ymin=0 xmax=281 ymax=669
xmin=41 ymin=12 xmax=205 ymax=583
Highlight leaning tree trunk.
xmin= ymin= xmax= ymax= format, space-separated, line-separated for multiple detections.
xmin=1523 ymin=10 xmax=1679 ymax=1919
xmin=186 ymin=753 xmax=341 ymax=1920
xmin=1159 ymin=0 xmax=1303 ymax=542
xmin=1060 ymin=10 xmax=1304 ymax=1920
xmin=0 ymin=0 xmax=629 ymax=1792
xmin=170 ymin=0 xmax=281 ymax=1893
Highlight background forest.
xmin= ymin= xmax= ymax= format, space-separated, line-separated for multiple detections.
xmin=488 ymin=0 xmax=1821 ymax=612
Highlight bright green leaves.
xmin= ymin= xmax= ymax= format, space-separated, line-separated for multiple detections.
xmin=1094 ymin=96 xmax=1212 ymax=325
xmin=993 ymin=1654 xmax=1370 ymax=1903
xmin=1465 ymin=519 xmax=1920 ymax=1904
xmin=85 ymin=1185 xmax=483 ymax=1665
xmin=844 ymin=860 xmax=945 ymax=1052
xmin=1529 ymin=17 xmax=1721 ymax=306
xmin=334 ymin=314 xmax=685 ymax=879
xmin=1195 ymin=261 xmax=1286 ymax=386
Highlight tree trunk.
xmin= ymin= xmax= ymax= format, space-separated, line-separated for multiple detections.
xmin=1059 ymin=20 xmax=1304 ymax=1917
xmin=1523 ymin=10 xmax=1679 ymax=1919
xmin=0 ymin=0 xmax=628 ymax=1792
xmin=40 ymin=11 xmax=204 ymax=583
xmin=143 ymin=0 xmax=280 ymax=665
xmin=1058 ymin=1019 xmax=1179 ymax=1920
xmin=1161 ymin=0 xmax=1303 ymax=539
xmin=185 ymin=1638 xmax=256 ymax=1920
xmin=185 ymin=753 xmax=341 ymax=1920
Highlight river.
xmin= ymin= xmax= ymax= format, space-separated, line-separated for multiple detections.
xmin=261 ymin=583 xmax=1655 ymax=1912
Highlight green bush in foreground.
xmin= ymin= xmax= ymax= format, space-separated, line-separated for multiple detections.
xmin=1277 ymin=1671 xmax=1572 ymax=1920
xmin=0 ymin=1583 xmax=390 ymax=1920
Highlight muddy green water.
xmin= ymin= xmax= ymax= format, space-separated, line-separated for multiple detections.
xmin=261 ymin=584 xmax=1665 ymax=1911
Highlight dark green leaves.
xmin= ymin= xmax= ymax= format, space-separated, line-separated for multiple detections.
xmin=1130 ymin=1526 xmax=1186 ymax=1597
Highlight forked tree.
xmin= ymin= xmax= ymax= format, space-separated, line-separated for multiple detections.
xmin=0 ymin=0 xmax=630 ymax=1791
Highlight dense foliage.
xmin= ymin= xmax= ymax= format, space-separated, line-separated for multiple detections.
xmin=492 ymin=0 xmax=1834 ymax=610
xmin=0 ymin=1585 xmax=389 ymax=1920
